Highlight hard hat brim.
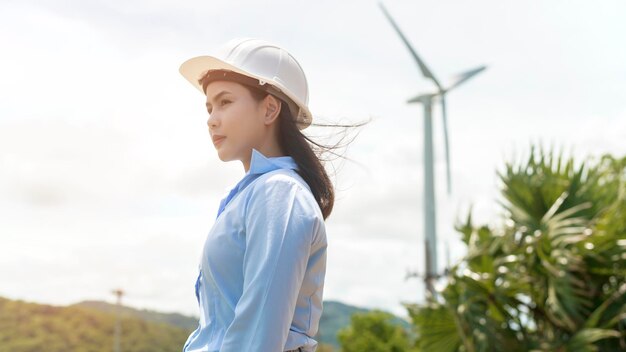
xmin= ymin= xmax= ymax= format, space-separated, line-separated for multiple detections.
xmin=179 ymin=55 xmax=312 ymax=130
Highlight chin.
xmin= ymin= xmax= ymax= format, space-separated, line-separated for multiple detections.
xmin=215 ymin=148 xmax=234 ymax=163
xmin=215 ymin=151 xmax=228 ymax=162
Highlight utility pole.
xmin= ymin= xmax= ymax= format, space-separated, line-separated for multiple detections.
xmin=112 ymin=289 xmax=124 ymax=352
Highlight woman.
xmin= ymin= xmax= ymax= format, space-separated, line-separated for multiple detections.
xmin=178 ymin=38 xmax=335 ymax=352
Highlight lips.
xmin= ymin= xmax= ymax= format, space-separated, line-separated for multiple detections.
xmin=212 ymin=135 xmax=226 ymax=145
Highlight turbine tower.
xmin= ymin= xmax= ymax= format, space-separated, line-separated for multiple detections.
xmin=379 ymin=2 xmax=486 ymax=297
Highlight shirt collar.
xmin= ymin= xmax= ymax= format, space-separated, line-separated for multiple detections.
xmin=246 ymin=148 xmax=298 ymax=176
xmin=216 ymin=148 xmax=299 ymax=220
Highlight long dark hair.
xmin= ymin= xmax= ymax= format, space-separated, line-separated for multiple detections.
xmin=199 ymin=70 xmax=369 ymax=220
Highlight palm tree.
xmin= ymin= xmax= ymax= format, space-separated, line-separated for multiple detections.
xmin=404 ymin=144 xmax=626 ymax=351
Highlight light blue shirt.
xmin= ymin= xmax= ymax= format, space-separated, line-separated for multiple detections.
xmin=183 ymin=148 xmax=327 ymax=352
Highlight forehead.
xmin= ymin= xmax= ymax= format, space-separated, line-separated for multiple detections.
xmin=204 ymin=80 xmax=247 ymax=99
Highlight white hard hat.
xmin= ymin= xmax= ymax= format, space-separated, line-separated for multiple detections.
xmin=179 ymin=38 xmax=312 ymax=130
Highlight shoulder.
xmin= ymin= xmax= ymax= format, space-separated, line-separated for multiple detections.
xmin=246 ymin=169 xmax=323 ymax=219
xmin=252 ymin=168 xmax=311 ymax=194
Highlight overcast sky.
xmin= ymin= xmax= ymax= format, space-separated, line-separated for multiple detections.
xmin=1 ymin=0 xmax=624 ymax=320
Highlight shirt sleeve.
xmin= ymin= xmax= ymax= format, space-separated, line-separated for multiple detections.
xmin=219 ymin=174 xmax=319 ymax=352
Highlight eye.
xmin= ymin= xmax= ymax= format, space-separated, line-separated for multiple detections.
xmin=206 ymin=99 xmax=231 ymax=114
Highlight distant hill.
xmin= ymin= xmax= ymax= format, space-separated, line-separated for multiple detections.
xmin=0 ymin=296 xmax=411 ymax=351
xmin=0 ymin=296 xmax=192 ymax=352
xmin=73 ymin=299 xmax=407 ymax=349
xmin=72 ymin=300 xmax=199 ymax=331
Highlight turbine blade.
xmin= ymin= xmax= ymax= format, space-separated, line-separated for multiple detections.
xmin=441 ymin=95 xmax=452 ymax=195
xmin=445 ymin=65 xmax=486 ymax=92
xmin=378 ymin=2 xmax=442 ymax=90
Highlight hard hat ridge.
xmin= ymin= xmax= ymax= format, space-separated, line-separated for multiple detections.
xmin=179 ymin=38 xmax=312 ymax=130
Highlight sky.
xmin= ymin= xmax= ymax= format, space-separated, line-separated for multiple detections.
xmin=1 ymin=0 xmax=625 ymax=320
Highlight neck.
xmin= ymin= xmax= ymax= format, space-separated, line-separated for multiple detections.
xmin=242 ymin=143 xmax=286 ymax=173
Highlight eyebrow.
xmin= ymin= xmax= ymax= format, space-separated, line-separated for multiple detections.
xmin=205 ymin=90 xmax=232 ymax=107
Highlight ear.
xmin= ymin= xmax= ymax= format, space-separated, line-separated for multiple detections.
xmin=262 ymin=94 xmax=282 ymax=125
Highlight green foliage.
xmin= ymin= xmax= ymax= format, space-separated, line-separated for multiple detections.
xmin=408 ymin=145 xmax=626 ymax=351
xmin=337 ymin=309 xmax=416 ymax=352
xmin=317 ymin=300 xmax=371 ymax=348
xmin=405 ymin=302 xmax=459 ymax=352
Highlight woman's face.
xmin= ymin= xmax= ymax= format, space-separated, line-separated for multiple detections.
xmin=205 ymin=80 xmax=267 ymax=166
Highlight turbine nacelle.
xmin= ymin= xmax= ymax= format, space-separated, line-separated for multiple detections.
xmin=408 ymin=66 xmax=487 ymax=102
xmin=407 ymin=92 xmax=439 ymax=104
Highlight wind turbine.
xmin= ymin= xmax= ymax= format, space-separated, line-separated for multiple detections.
xmin=379 ymin=2 xmax=486 ymax=297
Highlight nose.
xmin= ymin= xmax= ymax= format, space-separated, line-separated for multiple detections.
xmin=207 ymin=112 xmax=218 ymax=130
